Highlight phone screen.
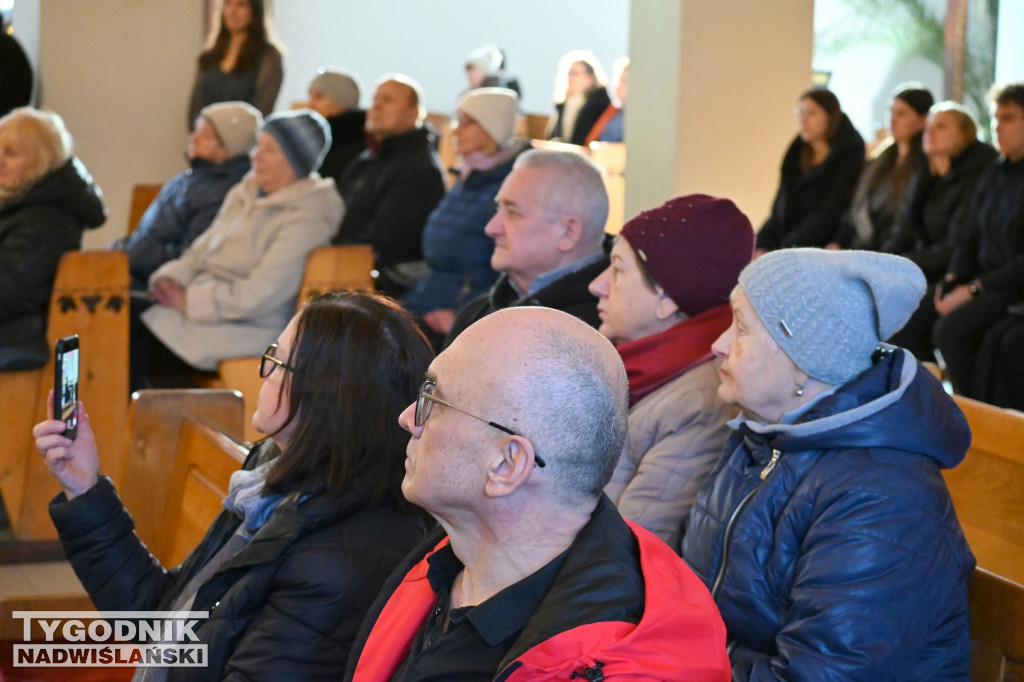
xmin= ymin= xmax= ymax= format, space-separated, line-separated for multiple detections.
xmin=55 ymin=335 xmax=80 ymax=439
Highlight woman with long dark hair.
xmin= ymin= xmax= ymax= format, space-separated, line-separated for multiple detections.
xmin=187 ymin=0 xmax=283 ymax=127
xmin=36 ymin=292 xmax=433 ymax=680
xmin=756 ymin=88 xmax=865 ymax=252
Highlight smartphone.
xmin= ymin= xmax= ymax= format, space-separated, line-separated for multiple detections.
xmin=54 ymin=335 xmax=80 ymax=439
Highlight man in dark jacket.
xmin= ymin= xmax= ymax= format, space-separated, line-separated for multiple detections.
xmin=305 ymin=67 xmax=367 ymax=187
xmin=443 ymin=148 xmax=610 ymax=348
xmin=345 ymin=307 xmax=730 ymax=681
xmin=115 ymin=102 xmax=261 ymax=290
xmin=332 ymin=74 xmax=446 ymax=296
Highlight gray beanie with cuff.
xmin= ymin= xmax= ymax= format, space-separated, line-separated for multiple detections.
xmin=739 ymin=248 xmax=926 ymax=385
xmin=200 ymin=102 xmax=263 ymax=157
xmin=310 ymin=68 xmax=362 ymax=111
xmin=260 ymin=109 xmax=331 ymax=177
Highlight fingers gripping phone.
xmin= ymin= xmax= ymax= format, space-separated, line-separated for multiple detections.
xmin=54 ymin=335 xmax=80 ymax=439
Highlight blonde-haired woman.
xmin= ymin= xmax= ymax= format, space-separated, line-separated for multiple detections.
xmin=0 ymin=107 xmax=105 ymax=370
xmin=548 ymin=49 xmax=611 ymax=145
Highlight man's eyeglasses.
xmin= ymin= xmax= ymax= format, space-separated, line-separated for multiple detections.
xmin=260 ymin=344 xmax=296 ymax=378
xmin=414 ymin=380 xmax=546 ymax=468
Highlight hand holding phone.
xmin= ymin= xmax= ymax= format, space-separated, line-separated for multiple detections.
xmin=54 ymin=335 xmax=79 ymax=439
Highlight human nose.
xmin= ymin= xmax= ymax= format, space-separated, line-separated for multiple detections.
xmin=398 ymin=401 xmax=421 ymax=437
xmin=484 ymin=212 xmax=502 ymax=237
xmin=588 ymin=268 xmax=610 ymax=297
xmin=711 ymin=327 xmax=732 ymax=358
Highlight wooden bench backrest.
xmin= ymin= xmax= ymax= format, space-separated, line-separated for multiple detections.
xmin=159 ymin=417 xmax=248 ymax=567
xmin=1 ymin=251 xmax=130 ymax=540
xmin=524 ymin=113 xmax=551 ymax=140
xmin=425 ymin=112 xmax=457 ymax=189
xmin=127 ymin=183 xmax=163 ymax=236
xmin=969 ymin=567 xmax=1024 ymax=680
xmin=219 ymin=244 xmax=377 ymax=444
xmin=945 ymin=395 xmax=1024 ymax=585
xmin=297 ymin=244 xmax=376 ymax=305
xmin=119 ymin=389 xmax=245 ymax=551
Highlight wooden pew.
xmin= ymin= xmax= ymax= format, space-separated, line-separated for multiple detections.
xmin=0 ymin=250 xmax=130 ymax=540
xmin=159 ymin=418 xmax=248 ymax=567
xmin=426 ymin=112 xmax=457 ymax=188
xmin=213 ymin=244 xmax=376 ymax=444
xmin=127 ymin=183 xmax=163 ymax=236
xmin=945 ymin=395 xmax=1024 ymax=585
xmin=119 ymin=389 xmax=245 ymax=554
xmin=968 ymin=568 xmax=1024 ymax=681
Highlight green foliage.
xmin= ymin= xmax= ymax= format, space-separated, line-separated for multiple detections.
xmin=818 ymin=0 xmax=999 ymax=137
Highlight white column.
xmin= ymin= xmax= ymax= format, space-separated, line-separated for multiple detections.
xmin=626 ymin=0 xmax=814 ymax=228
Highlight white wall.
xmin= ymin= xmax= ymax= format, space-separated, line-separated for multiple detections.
xmin=38 ymin=0 xmax=202 ymax=249
xmin=273 ymin=0 xmax=630 ymax=116
xmin=995 ymin=0 xmax=1024 ymax=85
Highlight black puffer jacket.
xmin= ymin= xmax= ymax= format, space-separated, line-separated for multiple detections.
xmin=318 ymin=109 xmax=368 ymax=189
xmin=550 ymin=87 xmax=612 ymax=145
xmin=50 ymin=441 xmax=427 ymax=681
xmin=332 ymin=127 xmax=446 ymax=295
xmin=756 ymin=114 xmax=865 ymax=250
xmin=0 ymin=158 xmax=105 ymax=370
xmin=882 ymin=140 xmax=997 ymax=282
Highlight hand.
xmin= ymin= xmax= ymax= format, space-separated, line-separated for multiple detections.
xmin=152 ymin=277 xmax=187 ymax=313
xmin=423 ymin=309 xmax=457 ymax=334
xmin=33 ymin=391 xmax=100 ymax=499
xmin=935 ymin=284 xmax=972 ymax=316
xmin=825 ymin=242 xmax=841 ymax=251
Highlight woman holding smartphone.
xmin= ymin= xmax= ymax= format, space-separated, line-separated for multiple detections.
xmin=35 ymin=292 xmax=432 ymax=681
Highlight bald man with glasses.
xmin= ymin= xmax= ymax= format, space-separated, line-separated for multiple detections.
xmin=344 ymin=306 xmax=729 ymax=682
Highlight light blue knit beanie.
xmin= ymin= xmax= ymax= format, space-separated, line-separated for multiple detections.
xmin=739 ymin=248 xmax=926 ymax=384
xmin=260 ymin=109 xmax=331 ymax=177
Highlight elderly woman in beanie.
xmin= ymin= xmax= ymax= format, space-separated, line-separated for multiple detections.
xmin=403 ymin=87 xmax=531 ymax=343
xmin=589 ymin=195 xmax=752 ymax=545
xmin=132 ymin=109 xmax=343 ymax=390
xmin=115 ymin=101 xmax=262 ymax=290
xmin=681 ymin=249 xmax=975 ymax=680
xmin=756 ymin=88 xmax=865 ymax=252
xmin=830 ymin=84 xmax=933 ymax=250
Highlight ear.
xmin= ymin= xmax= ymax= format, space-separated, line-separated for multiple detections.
xmin=555 ymin=215 xmax=585 ymax=253
xmin=653 ymin=290 xmax=680 ymax=322
xmin=483 ymin=436 xmax=537 ymax=498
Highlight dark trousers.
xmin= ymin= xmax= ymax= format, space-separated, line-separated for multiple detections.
xmin=933 ymin=290 xmax=1020 ymax=395
xmin=969 ymin=311 xmax=1024 ymax=409
xmin=129 ymin=298 xmax=201 ymax=393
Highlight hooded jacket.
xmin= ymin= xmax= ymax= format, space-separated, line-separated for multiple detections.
xmin=882 ymin=139 xmax=998 ymax=282
xmin=756 ymin=114 xmax=865 ymax=250
xmin=682 ymin=347 xmax=975 ymax=681
xmin=142 ymin=172 xmax=343 ymax=370
xmin=0 ymin=158 xmax=106 ymax=370
xmin=117 ymin=154 xmax=251 ymax=289
xmin=50 ymin=441 xmax=426 ymax=681
xmin=346 ymin=496 xmax=730 ymax=681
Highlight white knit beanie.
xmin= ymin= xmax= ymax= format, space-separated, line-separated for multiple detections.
xmin=456 ymin=87 xmax=518 ymax=148
xmin=200 ymin=102 xmax=263 ymax=157
xmin=739 ymin=248 xmax=926 ymax=384
xmin=464 ymin=44 xmax=503 ymax=76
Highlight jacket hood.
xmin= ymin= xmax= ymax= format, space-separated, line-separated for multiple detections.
xmin=735 ymin=347 xmax=970 ymax=469
xmin=190 ymin=153 xmax=251 ymax=177
xmin=3 ymin=157 xmax=106 ymax=228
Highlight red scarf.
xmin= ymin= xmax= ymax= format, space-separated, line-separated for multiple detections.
xmin=616 ymin=304 xmax=732 ymax=407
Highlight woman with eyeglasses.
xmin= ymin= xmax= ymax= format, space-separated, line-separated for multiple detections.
xmin=34 ymin=292 xmax=433 ymax=681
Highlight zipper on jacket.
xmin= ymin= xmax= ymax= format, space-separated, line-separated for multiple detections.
xmin=710 ymin=449 xmax=783 ymax=599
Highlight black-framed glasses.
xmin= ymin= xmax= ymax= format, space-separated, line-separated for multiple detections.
xmin=260 ymin=344 xmax=296 ymax=378
xmin=414 ymin=380 xmax=546 ymax=468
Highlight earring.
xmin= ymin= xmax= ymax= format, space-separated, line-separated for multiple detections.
xmin=794 ymin=384 xmax=804 ymax=397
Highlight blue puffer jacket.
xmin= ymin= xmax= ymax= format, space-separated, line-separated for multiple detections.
xmin=117 ymin=154 xmax=250 ymax=289
xmin=682 ymin=347 xmax=975 ymax=681
xmin=402 ymin=144 xmax=528 ymax=316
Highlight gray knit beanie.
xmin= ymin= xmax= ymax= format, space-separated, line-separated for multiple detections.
xmin=260 ymin=109 xmax=331 ymax=177
xmin=309 ymin=68 xmax=361 ymax=110
xmin=200 ymin=102 xmax=262 ymax=156
xmin=739 ymin=248 xmax=926 ymax=384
